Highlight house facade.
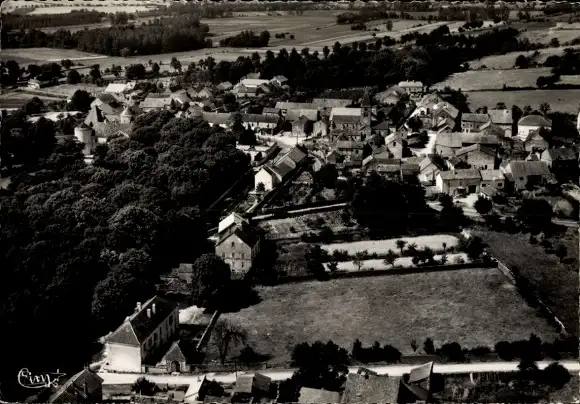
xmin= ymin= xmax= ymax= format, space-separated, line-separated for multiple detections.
xmin=104 ymin=296 xmax=179 ymax=373
xmin=215 ymin=225 xmax=261 ymax=275
xmin=313 ymin=119 xmax=329 ymax=137
xmin=488 ymin=108 xmax=513 ymax=137
xmin=461 ymin=113 xmax=491 ymax=133
xmin=480 ymin=169 xmax=505 ymax=196
xmin=524 ymin=130 xmax=549 ymax=152
xmin=455 ymin=144 xmax=496 ymax=170
xmin=254 ymin=165 xmax=282 ymax=191
xmin=500 ymin=161 xmax=551 ymax=190
xmin=436 ymin=169 xmax=481 ymax=195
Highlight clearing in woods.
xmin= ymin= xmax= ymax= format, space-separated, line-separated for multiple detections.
xmin=466 ymin=89 xmax=580 ymax=114
xmin=434 ymin=68 xmax=552 ymax=91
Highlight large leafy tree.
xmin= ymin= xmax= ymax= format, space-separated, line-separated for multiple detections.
xmin=190 ymin=253 xmax=231 ymax=308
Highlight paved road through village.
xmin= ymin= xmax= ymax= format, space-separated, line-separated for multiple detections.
xmin=98 ymin=360 xmax=580 ymax=385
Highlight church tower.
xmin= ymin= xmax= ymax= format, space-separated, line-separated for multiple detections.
xmin=360 ymin=89 xmax=372 ymax=128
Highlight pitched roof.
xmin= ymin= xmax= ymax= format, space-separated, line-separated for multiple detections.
xmin=105 ymin=83 xmax=128 ymax=94
xmin=542 ymin=147 xmax=577 ymax=160
xmin=455 ymin=143 xmax=496 ymax=157
xmin=398 ymin=80 xmax=424 ymax=88
xmin=298 ymin=387 xmax=340 ymax=404
xmin=408 ymin=362 xmax=433 ymax=384
xmin=331 ymin=107 xmax=362 ymax=118
xmin=518 ymin=114 xmax=552 ymax=127
xmin=488 ymin=108 xmax=513 ymax=125
xmin=420 ymin=154 xmax=445 ymax=171
xmin=216 ymin=223 xmax=259 ymax=247
xmin=234 ymin=373 xmax=271 ymax=394
xmin=278 ymin=146 xmax=308 ymax=166
xmin=85 ymin=105 xmax=107 ymax=127
xmin=435 ymin=132 xmax=462 ymax=148
xmin=462 ymin=113 xmax=491 ymax=124
xmin=461 ymin=133 xmax=499 ymax=146
xmin=504 ymin=161 xmax=550 ymax=177
xmin=48 ymin=369 xmax=103 ymax=404
xmin=271 ymin=160 xmax=294 ymax=178
xmin=286 ymin=108 xmax=319 ymax=122
xmin=262 ymin=107 xmax=281 ymax=115
xmin=312 ymin=98 xmax=352 ymax=109
xmin=162 ymin=341 xmax=187 ymax=362
xmin=372 ymin=121 xmax=390 ymax=130
xmin=217 ymin=81 xmax=233 ymax=90
xmin=439 ymin=168 xmax=481 ymax=180
xmin=294 ymin=115 xmax=311 ymax=125
xmin=432 ymin=101 xmax=459 ymax=119
xmin=341 ymin=372 xmax=400 ymax=404
xmin=202 ymin=112 xmax=232 ymax=125
xmin=275 ymin=102 xmax=317 ymax=110
xmin=240 ymin=79 xmax=269 ymax=88
xmin=480 ymin=169 xmax=505 ymax=181
xmin=105 ymin=296 xmax=177 ymax=346
xmin=333 ymin=115 xmax=361 ymax=125
xmin=218 ymin=212 xmax=248 ymax=234
xmin=243 ymin=73 xmax=260 ymax=80
xmin=272 ymin=75 xmax=288 ymax=82
xmin=241 ymin=113 xmax=279 ymax=124
xmin=140 ymin=96 xmax=172 ymax=110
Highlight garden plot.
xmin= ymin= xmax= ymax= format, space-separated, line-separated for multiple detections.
xmin=260 ymin=211 xmax=350 ymax=237
xmin=321 ymin=234 xmax=459 ymax=257
xmin=323 ymin=253 xmax=470 ymax=273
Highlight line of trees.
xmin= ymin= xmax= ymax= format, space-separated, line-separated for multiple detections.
xmin=3 ymin=9 xmax=106 ymax=31
xmin=2 ymin=15 xmax=211 ymax=56
xmin=185 ymin=26 xmax=529 ymax=91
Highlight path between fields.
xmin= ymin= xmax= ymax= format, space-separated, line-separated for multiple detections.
xmin=98 ymin=360 xmax=580 ymax=385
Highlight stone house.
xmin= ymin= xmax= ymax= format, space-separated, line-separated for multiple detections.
xmin=233 ymin=373 xmax=272 ymax=402
xmin=460 ymin=133 xmax=500 ymax=150
xmin=262 ymin=107 xmax=281 ymax=116
xmin=540 ymin=147 xmax=578 ymax=180
xmin=372 ymin=121 xmax=390 ymax=137
xmin=158 ymin=341 xmax=193 ymax=373
xmin=215 ymin=223 xmax=261 ymax=275
xmin=292 ymin=115 xmax=313 ymax=137
xmin=461 ymin=113 xmax=491 ymax=133
xmin=299 ymin=388 xmax=340 ymax=404
xmin=384 ymin=133 xmax=408 ymax=159
xmin=241 ymin=113 xmax=280 ymax=132
xmin=435 ymin=132 xmax=463 ymax=157
xmin=454 ymin=144 xmax=496 ymax=170
xmin=140 ymin=95 xmax=173 ymax=112
xmin=217 ymin=81 xmax=233 ymax=91
xmin=341 ymin=368 xmax=401 ymax=404
xmin=312 ymin=98 xmax=352 ymax=117
xmin=524 ymin=129 xmax=549 ymax=152
xmin=270 ymin=75 xmax=288 ymax=87
xmin=374 ymin=85 xmax=406 ymax=105
xmin=313 ymin=119 xmax=329 ymax=137
xmin=436 ymin=168 xmax=482 ymax=195
xmin=488 ymin=108 xmax=513 ymax=137
xmin=202 ymin=112 xmax=232 ymax=128
xmin=232 ymin=84 xmax=257 ymax=99
xmin=398 ymin=80 xmax=425 ymax=99
xmin=480 ymin=169 xmax=506 ymax=196
xmin=196 ymin=87 xmax=213 ymax=99
xmin=517 ymin=115 xmax=552 ymax=141
xmin=236 ymin=142 xmax=277 ymax=165
xmin=419 ymin=154 xmax=446 ymax=184
xmin=47 ymin=369 xmax=103 ymax=404
xmin=275 ymin=102 xmax=318 ymax=117
xmin=500 ymin=161 xmax=551 ymax=191
xmin=432 ymin=101 xmax=459 ymax=125
xmin=104 ymin=296 xmax=179 ymax=373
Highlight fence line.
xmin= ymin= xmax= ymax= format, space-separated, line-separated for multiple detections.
xmin=196 ymin=310 xmax=221 ymax=351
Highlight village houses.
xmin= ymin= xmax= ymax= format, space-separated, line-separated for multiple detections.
xmin=500 ymin=160 xmax=551 ymax=191
xmin=517 ymin=114 xmax=552 ymax=141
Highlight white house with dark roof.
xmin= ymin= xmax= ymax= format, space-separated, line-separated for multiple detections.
xmin=215 ymin=222 xmax=261 ymax=275
xmin=517 ymin=114 xmax=552 ymax=141
xmin=104 ymin=296 xmax=179 ymax=373
xmin=254 ymin=165 xmax=282 ymax=191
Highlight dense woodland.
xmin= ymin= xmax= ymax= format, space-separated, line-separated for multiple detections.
xmin=3 ymin=9 xmax=106 ymax=30
xmin=2 ymin=15 xmax=210 ymax=56
xmin=183 ymin=27 xmax=529 ymax=89
xmin=0 ymin=109 xmax=250 ymax=400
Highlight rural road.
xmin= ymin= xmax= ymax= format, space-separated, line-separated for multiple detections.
xmin=98 ymin=360 xmax=580 ymax=385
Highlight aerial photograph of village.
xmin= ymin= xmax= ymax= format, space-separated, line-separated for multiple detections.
xmin=0 ymin=0 xmax=579 ymax=403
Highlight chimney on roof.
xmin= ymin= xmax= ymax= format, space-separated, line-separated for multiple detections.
xmin=152 ymin=303 xmax=156 ymax=315
xmin=147 ymin=308 xmax=151 ymax=318
xmin=136 ymin=302 xmax=142 ymax=312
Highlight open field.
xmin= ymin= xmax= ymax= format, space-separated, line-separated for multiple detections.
xmin=466 ymin=89 xmax=580 ymax=113
xmin=470 ymin=45 xmax=580 ymax=70
xmin=519 ymin=25 xmax=580 ymax=45
xmin=474 ymin=229 xmax=579 ymax=336
xmin=0 ymin=91 xmax=66 ymax=109
xmin=320 ymin=234 xmax=459 ymax=257
xmin=435 ymin=68 xmax=551 ymax=91
xmin=323 ymin=253 xmax=470 ymax=272
xmin=1 ymin=47 xmax=107 ymax=63
xmin=218 ymin=268 xmax=559 ymax=365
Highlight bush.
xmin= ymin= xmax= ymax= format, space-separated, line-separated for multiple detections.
xmin=352 ymin=340 xmax=402 ymax=364
xmin=495 ymin=341 xmax=513 ymax=360
xmin=542 ymin=362 xmax=571 ymax=389
xmin=469 ymin=346 xmax=492 ymax=357
xmin=132 ymin=377 xmax=157 ymax=396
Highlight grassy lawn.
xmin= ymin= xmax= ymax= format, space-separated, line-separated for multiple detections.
xmin=466 ymin=89 xmax=580 ymax=114
xmin=474 ymin=229 xmax=579 ymax=336
xmin=470 ymin=45 xmax=580 ymax=70
xmin=435 ymin=68 xmax=551 ymax=91
xmin=320 ymin=234 xmax=459 ymax=257
xmin=217 ymin=268 xmax=559 ymax=366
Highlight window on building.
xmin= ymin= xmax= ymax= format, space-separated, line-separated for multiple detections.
xmin=231 ymin=241 xmax=234 ymax=247
xmin=482 ymin=184 xmax=486 ymax=187
xmin=498 ymin=183 xmax=503 ymax=187
xmin=241 ymin=262 xmax=244 ymax=268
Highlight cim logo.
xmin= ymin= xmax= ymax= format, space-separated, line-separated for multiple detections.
xmin=17 ymin=368 xmax=66 ymax=389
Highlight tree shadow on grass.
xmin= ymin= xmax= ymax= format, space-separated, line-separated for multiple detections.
xmin=220 ymin=279 xmax=262 ymax=313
